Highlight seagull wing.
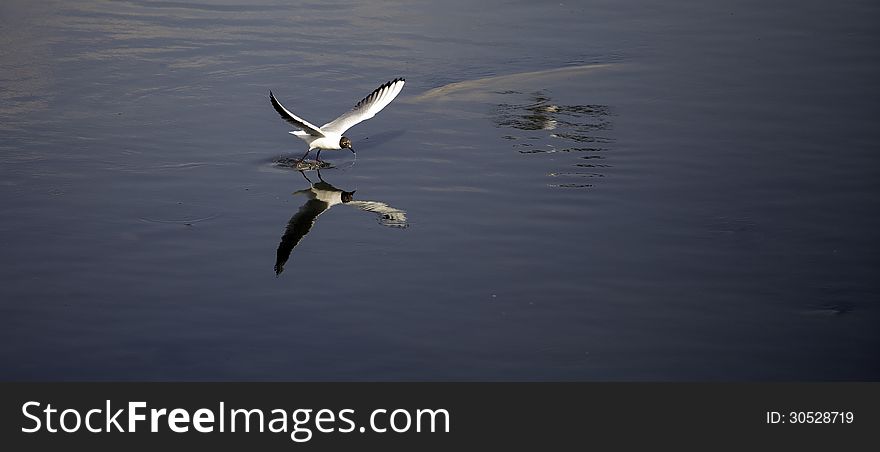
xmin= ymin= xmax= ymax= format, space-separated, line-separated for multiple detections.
xmin=269 ymin=91 xmax=325 ymax=137
xmin=321 ymin=78 xmax=405 ymax=135
xmin=348 ymin=200 xmax=408 ymax=228
xmin=275 ymin=199 xmax=329 ymax=275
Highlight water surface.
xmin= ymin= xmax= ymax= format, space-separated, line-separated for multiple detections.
xmin=1 ymin=0 xmax=878 ymax=380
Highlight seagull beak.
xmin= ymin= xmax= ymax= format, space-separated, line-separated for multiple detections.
xmin=349 ymin=146 xmax=356 ymax=154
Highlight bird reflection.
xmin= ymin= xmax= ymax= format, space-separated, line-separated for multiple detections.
xmin=274 ymin=171 xmax=407 ymax=276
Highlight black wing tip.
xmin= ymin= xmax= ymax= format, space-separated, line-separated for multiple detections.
xmin=269 ymin=91 xmax=283 ymax=110
xmin=374 ymin=78 xmax=405 ymax=96
xmin=377 ymin=78 xmax=405 ymax=90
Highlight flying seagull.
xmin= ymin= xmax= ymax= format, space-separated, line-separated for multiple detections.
xmin=269 ymin=78 xmax=406 ymax=162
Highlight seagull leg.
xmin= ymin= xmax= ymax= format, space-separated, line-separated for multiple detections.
xmin=315 ymin=149 xmax=323 ymax=163
xmin=298 ymin=149 xmax=311 ymax=162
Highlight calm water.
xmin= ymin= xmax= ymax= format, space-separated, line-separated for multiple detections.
xmin=1 ymin=0 xmax=878 ymax=380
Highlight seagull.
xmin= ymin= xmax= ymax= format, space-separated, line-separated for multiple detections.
xmin=269 ymin=78 xmax=406 ymax=162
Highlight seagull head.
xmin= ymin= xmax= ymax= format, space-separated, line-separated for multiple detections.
xmin=341 ymin=190 xmax=356 ymax=203
xmin=339 ymin=136 xmax=354 ymax=153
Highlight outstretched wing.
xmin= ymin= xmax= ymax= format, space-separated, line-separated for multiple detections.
xmin=321 ymin=78 xmax=405 ymax=134
xmin=275 ymin=199 xmax=329 ymax=275
xmin=269 ymin=91 xmax=325 ymax=137
xmin=348 ymin=200 xmax=408 ymax=228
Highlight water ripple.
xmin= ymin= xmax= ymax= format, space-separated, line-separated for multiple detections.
xmin=494 ymin=92 xmax=615 ymax=189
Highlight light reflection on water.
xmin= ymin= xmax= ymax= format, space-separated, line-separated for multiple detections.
xmin=495 ymin=92 xmax=614 ymax=188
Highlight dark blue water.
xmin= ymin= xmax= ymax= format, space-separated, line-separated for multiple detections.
xmin=1 ymin=0 xmax=878 ymax=380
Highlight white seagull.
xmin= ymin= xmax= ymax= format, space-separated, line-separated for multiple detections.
xmin=269 ymin=78 xmax=406 ymax=162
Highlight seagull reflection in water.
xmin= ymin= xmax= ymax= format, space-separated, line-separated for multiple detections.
xmin=274 ymin=171 xmax=407 ymax=276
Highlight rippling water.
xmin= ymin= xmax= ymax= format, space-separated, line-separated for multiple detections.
xmin=1 ymin=0 xmax=878 ymax=380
